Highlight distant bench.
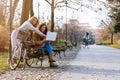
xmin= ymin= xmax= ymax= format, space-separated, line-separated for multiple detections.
xmin=52 ymin=43 xmax=73 ymax=58
xmin=53 ymin=46 xmax=67 ymax=58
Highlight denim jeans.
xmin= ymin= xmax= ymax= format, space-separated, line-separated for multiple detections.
xmin=41 ymin=43 xmax=53 ymax=54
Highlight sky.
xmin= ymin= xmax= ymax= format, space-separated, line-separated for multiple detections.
xmin=32 ymin=0 xmax=110 ymax=29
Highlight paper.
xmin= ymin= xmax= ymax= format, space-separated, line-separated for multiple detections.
xmin=46 ymin=31 xmax=57 ymax=41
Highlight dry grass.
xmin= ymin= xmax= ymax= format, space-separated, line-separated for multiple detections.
xmin=0 ymin=52 xmax=10 ymax=74
xmin=110 ymin=44 xmax=120 ymax=49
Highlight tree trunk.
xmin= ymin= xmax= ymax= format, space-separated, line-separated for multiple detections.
xmin=111 ymin=33 xmax=113 ymax=44
xmin=51 ymin=0 xmax=54 ymax=32
xmin=8 ymin=0 xmax=19 ymax=25
xmin=0 ymin=0 xmax=7 ymax=26
xmin=8 ymin=0 xmax=13 ymax=64
xmin=30 ymin=0 xmax=34 ymax=17
xmin=20 ymin=0 xmax=31 ymax=25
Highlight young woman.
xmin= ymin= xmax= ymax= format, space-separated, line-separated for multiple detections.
xmin=10 ymin=16 xmax=46 ymax=63
xmin=34 ymin=23 xmax=58 ymax=67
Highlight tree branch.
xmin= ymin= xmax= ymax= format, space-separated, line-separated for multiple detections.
xmin=55 ymin=5 xmax=78 ymax=11
xmin=69 ymin=0 xmax=81 ymax=5
xmin=44 ymin=0 xmax=51 ymax=5
xmin=55 ymin=0 xmax=66 ymax=7
xmin=54 ymin=5 xmax=66 ymax=9
xmin=67 ymin=5 xmax=78 ymax=11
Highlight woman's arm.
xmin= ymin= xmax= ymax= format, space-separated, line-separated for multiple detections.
xmin=26 ymin=22 xmax=46 ymax=37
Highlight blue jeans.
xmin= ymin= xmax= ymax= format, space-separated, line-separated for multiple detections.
xmin=41 ymin=43 xmax=53 ymax=54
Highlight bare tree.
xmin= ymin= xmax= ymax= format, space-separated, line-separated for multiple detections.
xmin=0 ymin=0 xmax=8 ymax=26
xmin=8 ymin=0 xmax=19 ymax=25
xmin=20 ymin=0 xmax=34 ymax=25
xmin=44 ymin=0 xmax=68 ymax=32
xmin=0 ymin=0 xmax=19 ymax=51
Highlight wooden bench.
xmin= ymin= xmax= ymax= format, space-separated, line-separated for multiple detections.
xmin=24 ymin=42 xmax=65 ymax=69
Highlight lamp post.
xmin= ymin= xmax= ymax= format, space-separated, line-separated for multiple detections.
xmin=65 ymin=1 xmax=68 ymax=42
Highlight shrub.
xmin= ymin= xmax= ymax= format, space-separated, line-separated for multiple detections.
xmin=0 ymin=26 xmax=9 ymax=51
xmin=102 ymin=41 xmax=111 ymax=45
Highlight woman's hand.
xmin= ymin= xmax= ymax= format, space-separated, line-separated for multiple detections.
xmin=41 ymin=34 xmax=46 ymax=39
xmin=42 ymin=39 xmax=50 ymax=44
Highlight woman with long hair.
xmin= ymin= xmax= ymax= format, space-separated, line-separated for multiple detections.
xmin=10 ymin=16 xmax=46 ymax=63
xmin=34 ymin=23 xmax=58 ymax=67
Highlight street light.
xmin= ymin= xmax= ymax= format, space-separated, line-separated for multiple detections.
xmin=65 ymin=1 xmax=68 ymax=42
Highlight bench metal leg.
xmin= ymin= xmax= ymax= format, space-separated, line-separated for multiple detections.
xmin=40 ymin=59 xmax=43 ymax=68
xmin=59 ymin=52 xmax=62 ymax=59
xmin=40 ymin=54 xmax=44 ymax=69
xmin=64 ymin=51 xmax=66 ymax=57
xmin=22 ymin=59 xmax=26 ymax=70
xmin=54 ymin=52 xmax=57 ymax=56
xmin=35 ymin=58 xmax=39 ymax=65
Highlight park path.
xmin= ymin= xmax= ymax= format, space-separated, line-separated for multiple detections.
xmin=1 ymin=45 xmax=120 ymax=80
xmin=0 ymin=47 xmax=80 ymax=80
xmin=56 ymin=45 xmax=120 ymax=80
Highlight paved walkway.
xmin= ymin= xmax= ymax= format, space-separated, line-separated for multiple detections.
xmin=0 ymin=47 xmax=80 ymax=80
xmin=57 ymin=45 xmax=120 ymax=80
xmin=1 ymin=45 xmax=120 ymax=80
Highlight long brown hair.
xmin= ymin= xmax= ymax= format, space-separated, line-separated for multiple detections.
xmin=38 ymin=23 xmax=48 ymax=35
xmin=34 ymin=23 xmax=48 ymax=41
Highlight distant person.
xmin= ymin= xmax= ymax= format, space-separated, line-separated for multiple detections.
xmin=10 ymin=16 xmax=46 ymax=63
xmin=83 ymin=32 xmax=90 ymax=46
xmin=34 ymin=23 xmax=58 ymax=67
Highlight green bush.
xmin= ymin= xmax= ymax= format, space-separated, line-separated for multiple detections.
xmin=59 ymin=40 xmax=72 ymax=47
xmin=102 ymin=41 xmax=111 ymax=45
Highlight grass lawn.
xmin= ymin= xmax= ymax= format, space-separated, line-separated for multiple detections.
xmin=0 ymin=52 xmax=10 ymax=74
xmin=110 ymin=44 xmax=120 ymax=49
